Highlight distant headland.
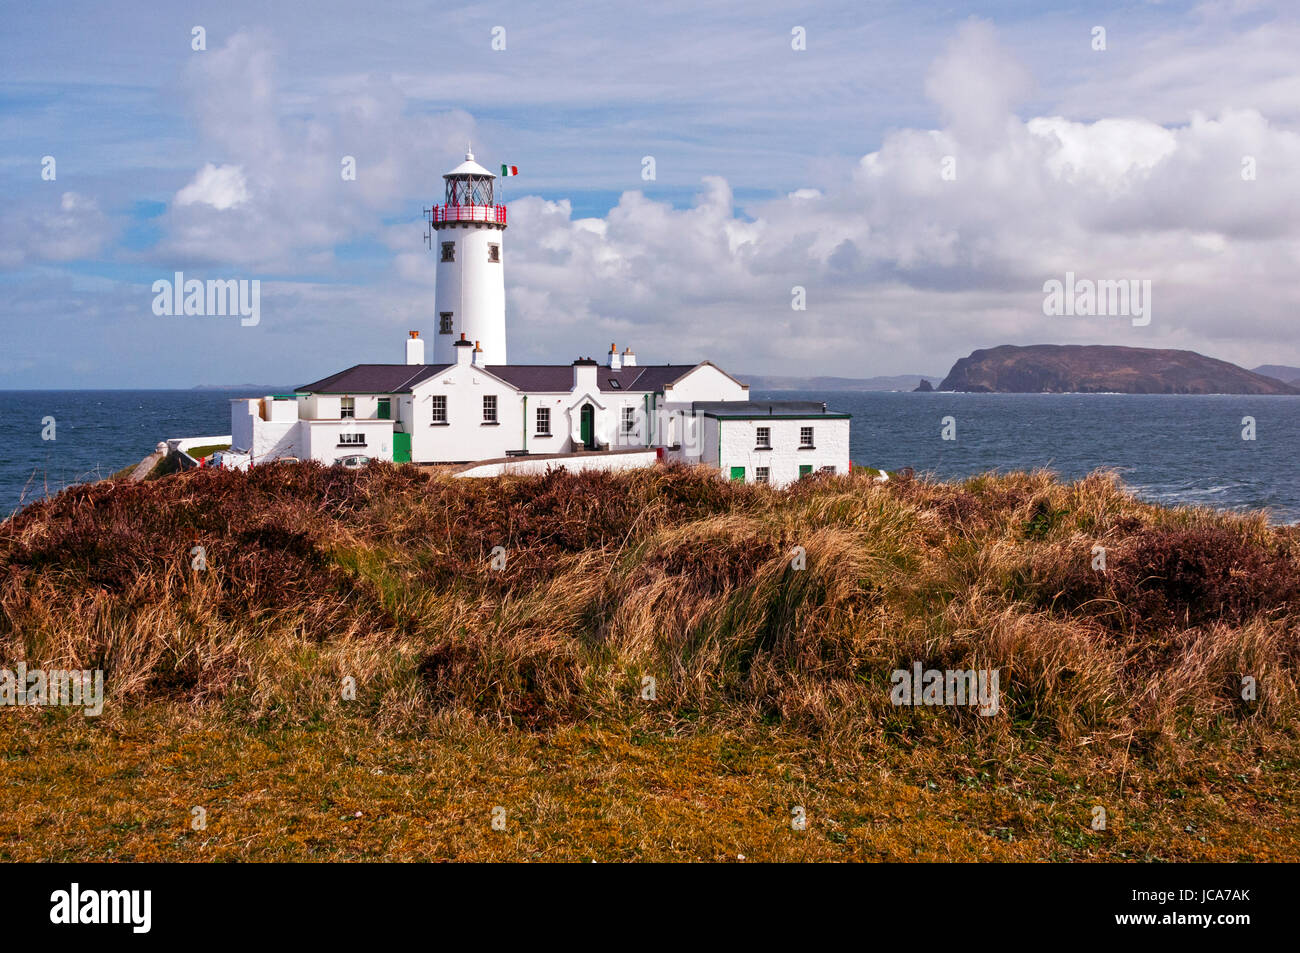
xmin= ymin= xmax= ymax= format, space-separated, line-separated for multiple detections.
xmin=935 ymin=345 xmax=1300 ymax=395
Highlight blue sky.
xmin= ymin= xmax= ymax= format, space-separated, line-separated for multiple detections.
xmin=2 ymin=0 xmax=1299 ymax=386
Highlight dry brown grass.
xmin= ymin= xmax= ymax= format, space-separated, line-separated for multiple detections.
xmin=1 ymin=462 xmax=1297 ymax=860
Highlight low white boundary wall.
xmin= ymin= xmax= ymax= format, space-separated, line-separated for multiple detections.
xmin=453 ymin=449 xmax=659 ymax=479
xmin=166 ymin=434 xmax=233 ymax=470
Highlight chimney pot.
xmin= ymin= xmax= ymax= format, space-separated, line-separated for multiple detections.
xmin=405 ymin=329 xmax=427 ymax=365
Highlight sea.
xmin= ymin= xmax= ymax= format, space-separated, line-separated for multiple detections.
xmin=1 ymin=389 xmax=1297 ymax=523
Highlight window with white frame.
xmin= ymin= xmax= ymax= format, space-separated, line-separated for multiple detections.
xmin=340 ymin=397 xmax=355 ymax=419
xmin=431 ymin=395 xmax=447 ymax=423
xmin=483 ymin=395 xmax=497 ymax=423
xmin=536 ymin=406 xmax=551 ymax=435
xmin=622 ymin=406 xmax=636 ymax=435
xmin=339 ymin=432 xmax=366 ymax=446
xmin=756 ymin=426 xmax=771 ymax=449
xmin=800 ymin=426 xmax=814 ymax=448
xmin=755 ymin=467 xmax=770 ymax=484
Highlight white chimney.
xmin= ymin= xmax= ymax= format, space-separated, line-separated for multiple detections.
xmin=573 ymin=357 xmax=598 ymax=393
xmin=607 ymin=342 xmax=621 ymax=370
xmin=406 ymin=330 xmax=425 ymax=365
xmin=454 ymin=332 xmax=473 ymax=366
xmin=473 ymin=340 xmax=485 ymax=367
xmin=622 ymin=346 xmax=636 ymax=367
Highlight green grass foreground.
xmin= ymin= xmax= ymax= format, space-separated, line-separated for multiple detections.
xmin=1 ymin=463 xmax=1297 ymax=861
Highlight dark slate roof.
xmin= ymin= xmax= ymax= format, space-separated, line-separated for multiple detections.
xmin=480 ymin=365 xmax=573 ymax=392
xmin=618 ymin=365 xmax=685 ymax=391
xmin=481 ymin=364 xmax=693 ymax=394
xmin=297 ymin=364 xmax=449 ymax=393
xmin=692 ymin=400 xmax=851 ymax=419
xmin=296 ymin=361 xmax=726 ymax=396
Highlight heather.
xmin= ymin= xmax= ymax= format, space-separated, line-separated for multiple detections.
xmin=2 ymin=463 xmax=1297 ymax=860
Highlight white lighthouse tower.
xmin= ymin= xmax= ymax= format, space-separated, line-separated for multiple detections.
xmin=428 ymin=148 xmax=508 ymax=365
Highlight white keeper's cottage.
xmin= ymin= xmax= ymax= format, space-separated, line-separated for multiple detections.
xmin=232 ymin=150 xmax=851 ymax=487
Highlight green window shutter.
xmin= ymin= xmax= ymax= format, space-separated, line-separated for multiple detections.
xmin=729 ymin=466 xmax=745 ymax=481
xmin=799 ymin=465 xmax=813 ymax=478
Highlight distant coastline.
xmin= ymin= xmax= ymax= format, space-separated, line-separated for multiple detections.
xmin=936 ymin=345 xmax=1300 ymax=395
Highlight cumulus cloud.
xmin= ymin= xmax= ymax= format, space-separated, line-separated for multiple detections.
xmin=924 ymin=19 xmax=1033 ymax=149
xmin=175 ymin=163 xmax=250 ymax=210
xmin=494 ymin=21 xmax=1300 ymax=373
xmin=158 ymin=31 xmax=474 ymax=269
xmin=0 ymin=192 xmax=111 ymax=269
xmin=23 ymin=13 xmax=1295 ymax=384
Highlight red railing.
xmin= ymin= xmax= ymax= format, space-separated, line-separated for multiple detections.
xmin=429 ymin=204 xmax=507 ymax=225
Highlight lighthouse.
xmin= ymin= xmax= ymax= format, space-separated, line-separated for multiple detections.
xmin=428 ymin=148 xmax=508 ymax=365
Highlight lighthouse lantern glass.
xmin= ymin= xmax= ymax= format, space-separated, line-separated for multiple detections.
xmin=446 ymin=174 xmax=494 ymax=207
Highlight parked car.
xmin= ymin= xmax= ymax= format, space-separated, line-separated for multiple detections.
xmin=335 ymin=454 xmax=371 ymax=469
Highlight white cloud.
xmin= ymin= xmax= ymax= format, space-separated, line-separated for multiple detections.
xmin=0 ymin=192 xmax=111 ymax=269
xmin=175 ymin=163 xmax=250 ymax=210
xmin=13 ymin=10 xmax=1298 ymax=385
xmin=492 ymin=22 xmax=1300 ymax=374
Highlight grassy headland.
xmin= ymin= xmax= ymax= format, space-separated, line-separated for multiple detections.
xmin=1 ymin=463 xmax=1297 ymax=860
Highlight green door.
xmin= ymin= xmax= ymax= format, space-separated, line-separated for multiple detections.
xmin=729 ymin=466 xmax=745 ymax=482
xmin=377 ymin=398 xmax=391 ymax=420
xmin=799 ymin=464 xmax=813 ymax=479
xmin=580 ymin=404 xmax=594 ymax=449
xmin=393 ymin=432 xmax=411 ymax=463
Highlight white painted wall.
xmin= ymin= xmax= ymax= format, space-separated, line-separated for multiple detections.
xmin=231 ymin=399 xmax=257 ymax=452
xmin=454 ymin=450 xmax=658 ymax=479
xmin=716 ymin=417 xmax=850 ymax=487
xmin=431 ymin=223 xmax=507 ymax=365
xmin=229 ymin=355 xmax=850 ymax=480
xmin=167 ymin=434 xmax=233 ymax=453
xmin=232 ymin=399 xmax=297 ymax=460
xmin=408 ymin=365 xmax=522 ymax=463
xmin=524 ymin=393 xmax=576 ymax=455
xmin=252 ymin=421 xmax=301 ymax=462
xmin=661 ymin=363 xmax=748 ymax=405
xmin=303 ymin=420 xmax=394 ymax=465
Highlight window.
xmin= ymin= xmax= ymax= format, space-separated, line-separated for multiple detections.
xmin=608 ymin=379 xmax=620 ymax=388
xmin=339 ymin=432 xmax=366 ymax=446
xmin=536 ymin=406 xmax=551 ymax=436
xmin=729 ymin=466 xmax=745 ymax=482
xmin=340 ymin=397 xmax=355 ymax=419
xmin=799 ymin=426 xmax=814 ymax=448
xmin=439 ymin=312 xmax=454 ymax=334
xmin=799 ymin=464 xmax=813 ymax=479
xmin=755 ymin=467 xmax=770 ymax=484
xmin=482 ymin=395 xmax=497 ymax=423
xmin=488 ymin=243 xmax=500 ymax=263
xmin=377 ymin=398 xmax=390 ymax=420
xmin=431 ymin=395 xmax=447 ymax=424
xmin=755 ymin=426 xmax=771 ymax=449
xmin=819 ymin=465 xmax=836 ymax=474
xmin=440 ymin=241 xmax=455 ymax=262
xmin=622 ymin=406 xmax=636 ymax=435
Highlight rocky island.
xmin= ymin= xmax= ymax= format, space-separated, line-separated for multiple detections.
xmin=938 ymin=344 xmax=1300 ymax=395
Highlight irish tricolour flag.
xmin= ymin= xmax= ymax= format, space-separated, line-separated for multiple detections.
xmin=500 ymin=164 xmax=519 ymax=177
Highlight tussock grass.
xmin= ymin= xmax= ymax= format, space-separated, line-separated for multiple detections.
xmin=2 ymin=463 xmax=1295 ymax=759
xmin=4 ymin=462 xmax=1299 ymax=859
